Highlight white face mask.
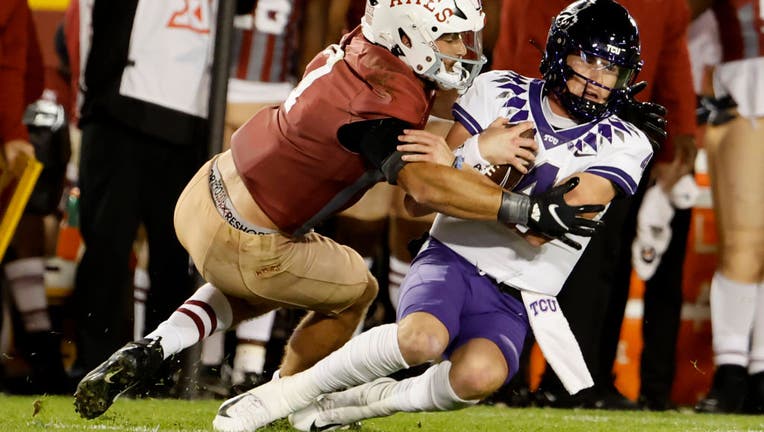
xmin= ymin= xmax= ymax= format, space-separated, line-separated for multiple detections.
xmin=361 ymin=0 xmax=486 ymax=91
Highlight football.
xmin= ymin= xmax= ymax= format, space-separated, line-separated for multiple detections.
xmin=479 ymin=124 xmax=534 ymax=190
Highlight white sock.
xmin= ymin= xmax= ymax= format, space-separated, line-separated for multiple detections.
xmin=5 ymin=258 xmax=51 ymax=332
xmin=233 ymin=344 xmax=267 ymax=383
xmin=249 ymin=323 xmax=409 ymax=416
xmin=711 ymin=272 xmax=757 ymax=367
xmin=750 ymin=280 xmax=764 ymax=374
xmin=146 ymin=283 xmax=233 ymax=359
xmin=388 ymin=256 xmax=410 ymax=312
xmin=324 ymin=361 xmax=476 ymax=424
xmin=231 ymin=311 xmax=276 ymax=381
xmin=133 ymin=267 xmax=150 ymax=339
xmin=308 ymin=323 xmax=408 ymax=393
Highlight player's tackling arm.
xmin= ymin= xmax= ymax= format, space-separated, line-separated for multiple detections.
xmin=397 ymin=162 xmax=506 ymax=221
xmin=343 ymin=117 xmax=603 ymax=242
xmin=401 ymin=118 xmax=537 ymax=217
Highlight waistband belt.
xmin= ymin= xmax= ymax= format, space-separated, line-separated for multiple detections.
xmin=209 ymin=157 xmax=277 ymax=235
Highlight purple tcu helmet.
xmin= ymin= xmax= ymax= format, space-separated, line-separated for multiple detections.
xmin=540 ymin=0 xmax=643 ymax=122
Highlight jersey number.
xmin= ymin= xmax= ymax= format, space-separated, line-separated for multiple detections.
xmin=284 ymin=46 xmax=344 ymax=112
xmin=514 ymin=162 xmax=561 ymax=195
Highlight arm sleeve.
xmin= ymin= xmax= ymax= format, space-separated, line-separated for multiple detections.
xmin=336 ymin=117 xmax=412 ymax=185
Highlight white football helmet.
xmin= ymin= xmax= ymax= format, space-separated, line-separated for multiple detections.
xmin=361 ymin=0 xmax=487 ymax=91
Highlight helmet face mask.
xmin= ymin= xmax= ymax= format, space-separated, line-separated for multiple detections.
xmin=540 ymin=0 xmax=643 ymax=122
xmin=361 ymin=0 xmax=487 ymax=91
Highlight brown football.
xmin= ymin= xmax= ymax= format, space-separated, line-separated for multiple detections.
xmin=481 ymin=124 xmax=534 ymax=190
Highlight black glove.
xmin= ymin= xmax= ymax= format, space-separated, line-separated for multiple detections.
xmin=618 ymin=81 xmax=668 ymax=151
xmin=527 ymin=177 xmax=605 ymax=250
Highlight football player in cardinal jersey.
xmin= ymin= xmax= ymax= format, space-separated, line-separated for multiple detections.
xmin=205 ymin=0 xmax=339 ymax=397
xmin=193 ymin=1 xmax=655 ymax=431
xmin=74 ymin=0 xmax=609 ymax=424
xmin=691 ymin=0 xmax=764 ymax=415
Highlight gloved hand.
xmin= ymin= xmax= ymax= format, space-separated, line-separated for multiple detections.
xmin=527 ymin=177 xmax=605 ymax=250
xmin=618 ymin=81 xmax=668 ymax=151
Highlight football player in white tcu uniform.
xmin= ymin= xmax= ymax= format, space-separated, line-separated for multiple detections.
xmin=208 ymin=1 xmax=653 ymax=431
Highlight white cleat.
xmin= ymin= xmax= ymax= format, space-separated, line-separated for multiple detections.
xmin=213 ymin=373 xmax=315 ymax=432
xmin=213 ymin=391 xmax=274 ymax=432
xmin=289 ymin=378 xmax=395 ymax=431
xmin=289 ymin=395 xmax=341 ymax=432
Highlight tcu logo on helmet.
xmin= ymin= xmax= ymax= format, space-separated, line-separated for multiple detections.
xmin=606 ymin=44 xmax=623 ymax=55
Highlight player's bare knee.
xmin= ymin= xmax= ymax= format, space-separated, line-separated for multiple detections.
xmin=397 ymin=316 xmax=448 ymax=365
xmin=721 ymin=244 xmax=764 ymax=283
xmin=397 ymin=330 xmax=444 ymax=365
xmin=450 ymin=360 xmax=507 ymax=400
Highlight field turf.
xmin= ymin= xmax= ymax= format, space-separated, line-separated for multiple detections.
xmin=0 ymin=395 xmax=762 ymax=432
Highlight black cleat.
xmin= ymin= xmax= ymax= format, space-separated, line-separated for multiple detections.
xmin=695 ymin=364 xmax=748 ymax=414
xmin=744 ymin=371 xmax=764 ymax=414
xmin=74 ymin=338 xmax=164 ymax=419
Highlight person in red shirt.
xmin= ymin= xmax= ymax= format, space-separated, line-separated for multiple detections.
xmin=74 ymin=0 xmax=605 ymax=422
xmin=0 ymin=0 xmax=44 ymax=168
xmin=492 ymin=0 xmax=697 ymax=410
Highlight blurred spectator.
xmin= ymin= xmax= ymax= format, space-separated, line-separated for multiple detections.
xmin=492 ymin=0 xmax=697 ymax=409
xmin=1 ymin=0 xmax=43 ymax=168
xmin=0 ymin=0 xmax=70 ymax=394
xmin=689 ymin=0 xmax=764 ymax=415
xmin=71 ymin=0 xmax=257 ymax=374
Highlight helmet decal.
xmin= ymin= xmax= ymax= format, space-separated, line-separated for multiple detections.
xmin=361 ymin=0 xmax=487 ymax=91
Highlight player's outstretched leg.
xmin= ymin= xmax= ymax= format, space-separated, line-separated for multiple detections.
xmin=289 ymin=377 xmax=396 ymax=431
xmin=212 ymin=323 xmax=409 ymax=432
xmin=290 ymin=361 xmax=476 ymax=431
xmin=74 ymin=338 xmax=164 ymax=419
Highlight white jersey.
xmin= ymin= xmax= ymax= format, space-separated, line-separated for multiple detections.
xmin=120 ymin=0 xmax=216 ymax=117
xmin=430 ymin=70 xmax=653 ymax=296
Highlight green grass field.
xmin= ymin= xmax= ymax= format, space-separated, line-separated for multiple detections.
xmin=0 ymin=395 xmax=762 ymax=432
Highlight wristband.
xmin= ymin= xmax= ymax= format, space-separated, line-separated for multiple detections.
xmin=497 ymin=190 xmax=530 ymax=225
xmin=454 ymin=134 xmax=491 ymax=168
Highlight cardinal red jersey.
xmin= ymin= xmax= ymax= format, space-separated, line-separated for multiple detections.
xmin=230 ymin=27 xmax=434 ymax=234
xmin=231 ymin=0 xmax=304 ymax=83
